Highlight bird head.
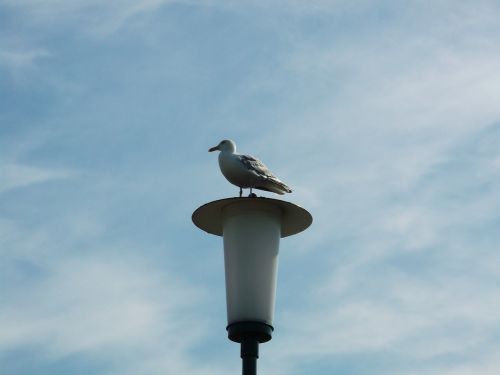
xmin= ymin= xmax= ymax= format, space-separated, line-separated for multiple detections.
xmin=209 ymin=139 xmax=236 ymax=153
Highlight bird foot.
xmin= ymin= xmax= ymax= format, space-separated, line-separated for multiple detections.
xmin=248 ymin=193 xmax=257 ymax=198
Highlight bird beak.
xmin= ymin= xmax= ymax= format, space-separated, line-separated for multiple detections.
xmin=208 ymin=145 xmax=219 ymax=152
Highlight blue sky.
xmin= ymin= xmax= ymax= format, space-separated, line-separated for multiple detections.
xmin=2 ymin=1 xmax=500 ymax=374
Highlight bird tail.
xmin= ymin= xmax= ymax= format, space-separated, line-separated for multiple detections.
xmin=265 ymin=178 xmax=292 ymax=195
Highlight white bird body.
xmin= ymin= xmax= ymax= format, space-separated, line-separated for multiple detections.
xmin=218 ymin=151 xmax=255 ymax=188
xmin=209 ymin=139 xmax=292 ymax=196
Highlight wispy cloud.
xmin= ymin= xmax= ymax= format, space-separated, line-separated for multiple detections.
xmin=3 ymin=0 xmax=176 ymax=35
xmin=0 ymin=163 xmax=74 ymax=193
xmin=0 ymin=49 xmax=51 ymax=69
xmin=231 ymin=5 xmax=500 ymax=371
xmin=0 ymin=249 xmax=230 ymax=374
xmin=259 ymin=119 xmax=500 ymax=373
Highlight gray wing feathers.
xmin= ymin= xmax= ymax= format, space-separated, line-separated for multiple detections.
xmin=239 ymin=155 xmax=292 ymax=193
xmin=240 ymin=155 xmax=274 ymax=178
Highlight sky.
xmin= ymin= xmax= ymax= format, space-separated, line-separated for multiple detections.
xmin=2 ymin=0 xmax=500 ymax=374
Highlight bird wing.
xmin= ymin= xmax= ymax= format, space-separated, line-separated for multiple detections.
xmin=239 ymin=154 xmax=276 ymax=179
xmin=239 ymin=154 xmax=292 ymax=193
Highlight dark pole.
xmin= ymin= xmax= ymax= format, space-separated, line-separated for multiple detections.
xmin=241 ymin=338 xmax=259 ymax=375
xmin=227 ymin=322 xmax=274 ymax=375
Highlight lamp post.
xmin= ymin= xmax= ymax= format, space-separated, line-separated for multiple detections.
xmin=192 ymin=197 xmax=312 ymax=375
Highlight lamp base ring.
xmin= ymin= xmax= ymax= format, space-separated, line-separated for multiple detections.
xmin=226 ymin=321 xmax=274 ymax=343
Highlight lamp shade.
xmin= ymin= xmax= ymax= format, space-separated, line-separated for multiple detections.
xmin=223 ymin=200 xmax=281 ymax=324
xmin=192 ymin=197 xmax=312 ymax=328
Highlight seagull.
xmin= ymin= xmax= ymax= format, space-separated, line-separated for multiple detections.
xmin=209 ymin=139 xmax=292 ymax=197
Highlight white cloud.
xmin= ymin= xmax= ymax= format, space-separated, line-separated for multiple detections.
xmin=4 ymin=0 xmax=176 ymax=35
xmin=0 ymin=163 xmax=74 ymax=193
xmin=402 ymin=351 xmax=500 ymax=375
xmin=0 ymin=48 xmax=51 ymax=69
xmin=267 ymin=267 xmax=500 ymax=372
xmin=0 ymin=252 xmax=230 ymax=374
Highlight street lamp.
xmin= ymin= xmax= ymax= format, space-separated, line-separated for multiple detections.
xmin=192 ymin=197 xmax=312 ymax=374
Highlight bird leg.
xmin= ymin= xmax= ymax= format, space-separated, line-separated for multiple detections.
xmin=239 ymin=187 xmax=242 ymax=197
xmin=248 ymin=188 xmax=257 ymax=198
